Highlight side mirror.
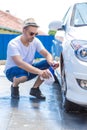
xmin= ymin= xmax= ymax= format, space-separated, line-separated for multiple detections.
xmin=48 ymin=20 xmax=63 ymax=31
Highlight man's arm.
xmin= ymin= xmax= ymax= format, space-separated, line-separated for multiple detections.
xmin=12 ymin=55 xmax=51 ymax=79
xmin=40 ymin=48 xmax=59 ymax=69
xmin=12 ymin=55 xmax=42 ymax=75
xmin=39 ymin=48 xmax=54 ymax=65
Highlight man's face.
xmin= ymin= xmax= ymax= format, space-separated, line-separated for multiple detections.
xmin=23 ymin=26 xmax=38 ymax=42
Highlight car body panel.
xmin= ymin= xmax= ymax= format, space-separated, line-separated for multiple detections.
xmin=54 ymin=1 xmax=87 ymax=107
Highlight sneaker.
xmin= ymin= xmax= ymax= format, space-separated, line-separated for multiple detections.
xmin=11 ymin=85 xmax=19 ymax=99
xmin=30 ymin=88 xmax=46 ymax=100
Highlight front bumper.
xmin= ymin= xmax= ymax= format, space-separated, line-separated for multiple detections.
xmin=62 ymin=45 xmax=87 ymax=106
xmin=65 ymin=59 xmax=87 ymax=106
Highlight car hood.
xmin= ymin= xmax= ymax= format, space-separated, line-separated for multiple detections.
xmin=67 ymin=26 xmax=87 ymax=41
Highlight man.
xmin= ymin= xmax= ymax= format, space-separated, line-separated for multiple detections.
xmin=4 ymin=18 xmax=59 ymax=100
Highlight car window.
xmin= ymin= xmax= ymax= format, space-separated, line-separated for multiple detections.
xmin=62 ymin=7 xmax=72 ymax=27
xmin=74 ymin=3 xmax=87 ymax=26
xmin=62 ymin=7 xmax=70 ymax=23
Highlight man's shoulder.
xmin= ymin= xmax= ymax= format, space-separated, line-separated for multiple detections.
xmin=8 ymin=36 xmax=20 ymax=47
xmin=11 ymin=35 xmax=21 ymax=42
xmin=9 ymin=35 xmax=21 ymax=45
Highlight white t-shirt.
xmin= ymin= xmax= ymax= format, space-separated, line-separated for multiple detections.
xmin=4 ymin=35 xmax=45 ymax=73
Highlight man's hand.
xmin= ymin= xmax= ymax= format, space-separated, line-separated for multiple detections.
xmin=51 ymin=62 xmax=59 ymax=69
xmin=39 ymin=69 xmax=52 ymax=79
xmin=49 ymin=61 xmax=59 ymax=70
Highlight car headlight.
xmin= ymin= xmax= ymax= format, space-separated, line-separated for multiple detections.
xmin=71 ymin=40 xmax=87 ymax=62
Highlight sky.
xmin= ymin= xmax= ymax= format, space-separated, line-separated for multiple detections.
xmin=0 ymin=0 xmax=84 ymax=33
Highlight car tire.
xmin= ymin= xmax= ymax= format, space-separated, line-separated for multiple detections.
xmin=64 ymin=98 xmax=77 ymax=112
xmin=61 ymin=61 xmax=84 ymax=113
xmin=54 ymin=74 xmax=60 ymax=84
xmin=64 ymin=98 xmax=85 ymax=113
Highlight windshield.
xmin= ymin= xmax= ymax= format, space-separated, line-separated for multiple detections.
xmin=73 ymin=3 xmax=87 ymax=26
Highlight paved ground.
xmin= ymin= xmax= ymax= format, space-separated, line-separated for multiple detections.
xmin=0 ymin=65 xmax=62 ymax=130
xmin=1 ymin=65 xmax=87 ymax=130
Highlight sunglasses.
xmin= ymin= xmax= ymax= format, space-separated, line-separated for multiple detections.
xmin=29 ymin=32 xmax=38 ymax=36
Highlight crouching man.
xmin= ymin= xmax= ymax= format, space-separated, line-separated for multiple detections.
xmin=4 ymin=18 xmax=59 ymax=100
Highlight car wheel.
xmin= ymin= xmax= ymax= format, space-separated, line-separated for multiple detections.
xmin=64 ymin=98 xmax=85 ymax=113
xmin=61 ymin=62 xmax=67 ymax=106
xmin=54 ymin=74 xmax=60 ymax=84
xmin=64 ymin=99 xmax=77 ymax=112
xmin=61 ymin=62 xmax=83 ymax=113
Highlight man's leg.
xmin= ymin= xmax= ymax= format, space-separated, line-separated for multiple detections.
xmin=6 ymin=67 xmax=28 ymax=99
xmin=32 ymin=76 xmax=43 ymax=88
xmin=11 ymin=76 xmax=27 ymax=99
xmin=29 ymin=59 xmax=50 ymax=99
xmin=13 ymin=76 xmax=28 ymax=87
xmin=11 ymin=76 xmax=28 ymax=99
xmin=30 ymin=76 xmax=46 ymax=99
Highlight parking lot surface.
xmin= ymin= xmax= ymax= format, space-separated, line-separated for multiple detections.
xmin=0 ymin=65 xmax=87 ymax=130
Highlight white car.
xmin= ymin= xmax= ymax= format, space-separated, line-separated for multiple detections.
xmin=54 ymin=1 xmax=87 ymax=112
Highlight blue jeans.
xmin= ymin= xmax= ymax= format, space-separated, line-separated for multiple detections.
xmin=6 ymin=60 xmax=50 ymax=82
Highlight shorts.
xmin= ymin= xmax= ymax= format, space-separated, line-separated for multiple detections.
xmin=6 ymin=59 xmax=50 ymax=82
